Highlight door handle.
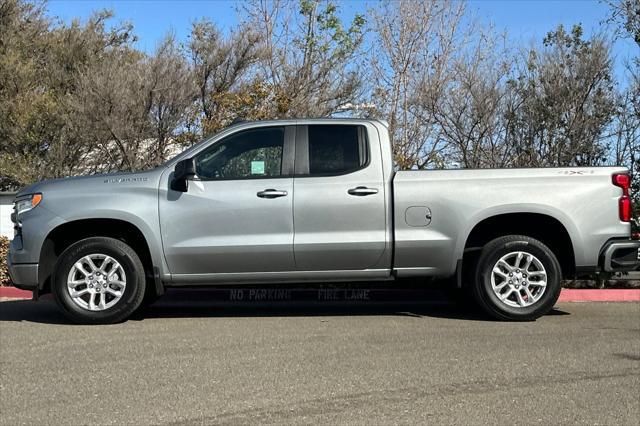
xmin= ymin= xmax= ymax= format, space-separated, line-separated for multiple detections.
xmin=257 ymin=189 xmax=288 ymax=198
xmin=348 ymin=186 xmax=379 ymax=196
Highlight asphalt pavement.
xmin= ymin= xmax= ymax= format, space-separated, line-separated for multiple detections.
xmin=0 ymin=296 xmax=639 ymax=425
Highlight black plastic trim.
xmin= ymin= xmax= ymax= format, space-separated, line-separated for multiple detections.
xmin=598 ymin=238 xmax=640 ymax=272
xmin=153 ymin=266 xmax=165 ymax=296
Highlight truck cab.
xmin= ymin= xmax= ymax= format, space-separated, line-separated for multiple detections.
xmin=160 ymin=120 xmax=394 ymax=283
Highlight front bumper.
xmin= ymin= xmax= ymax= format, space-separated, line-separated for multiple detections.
xmin=600 ymin=240 xmax=640 ymax=272
xmin=6 ymin=253 xmax=39 ymax=291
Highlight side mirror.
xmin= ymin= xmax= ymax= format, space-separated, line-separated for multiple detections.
xmin=171 ymin=158 xmax=196 ymax=192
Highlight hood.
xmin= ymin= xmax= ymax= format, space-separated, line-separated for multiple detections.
xmin=16 ymin=169 xmax=163 ymax=199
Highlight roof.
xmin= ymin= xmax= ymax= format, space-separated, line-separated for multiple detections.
xmin=223 ymin=117 xmax=389 ymax=129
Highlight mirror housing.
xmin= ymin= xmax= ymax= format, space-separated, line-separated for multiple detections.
xmin=171 ymin=158 xmax=196 ymax=192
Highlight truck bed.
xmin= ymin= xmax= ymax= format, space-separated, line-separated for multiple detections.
xmin=392 ymin=167 xmax=630 ymax=277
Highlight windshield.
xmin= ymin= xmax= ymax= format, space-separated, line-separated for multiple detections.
xmin=161 ymin=132 xmax=220 ymax=167
xmin=161 ymin=121 xmax=272 ymax=168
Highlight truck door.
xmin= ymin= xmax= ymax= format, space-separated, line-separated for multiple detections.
xmin=159 ymin=126 xmax=296 ymax=277
xmin=292 ymin=124 xmax=388 ymax=271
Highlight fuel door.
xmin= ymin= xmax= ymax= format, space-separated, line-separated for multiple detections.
xmin=405 ymin=206 xmax=432 ymax=227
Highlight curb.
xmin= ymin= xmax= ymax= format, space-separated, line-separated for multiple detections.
xmin=557 ymin=289 xmax=640 ymax=302
xmin=0 ymin=287 xmax=32 ymax=300
xmin=1 ymin=286 xmax=639 ymax=303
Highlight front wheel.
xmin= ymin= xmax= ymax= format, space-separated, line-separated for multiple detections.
xmin=53 ymin=237 xmax=146 ymax=324
xmin=472 ymin=235 xmax=562 ymax=321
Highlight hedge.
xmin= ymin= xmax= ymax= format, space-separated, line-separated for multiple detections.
xmin=0 ymin=236 xmax=10 ymax=286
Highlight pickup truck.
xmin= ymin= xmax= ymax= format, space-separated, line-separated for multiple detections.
xmin=8 ymin=119 xmax=640 ymax=323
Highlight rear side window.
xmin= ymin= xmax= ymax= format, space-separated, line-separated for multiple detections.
xmin=307 ymin=125 xmax=368 ymax=175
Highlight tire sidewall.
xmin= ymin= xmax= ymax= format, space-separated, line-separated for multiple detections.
xmin=476 ymin=238 xmax=562 ymax=320
xmin=53 ymin=238 xmax=145 ymax=324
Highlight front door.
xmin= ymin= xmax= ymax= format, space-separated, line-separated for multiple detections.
xmin=159 ymin=126 xmax=296 ymax=277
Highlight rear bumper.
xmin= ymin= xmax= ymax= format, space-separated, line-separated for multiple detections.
xmin=6 ymin=254 xmax=38 ymax=291
xmin=600 ymin=240 xmax=640 ymax=272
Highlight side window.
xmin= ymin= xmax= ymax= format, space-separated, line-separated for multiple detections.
xmin=307 ymin=125 xmax=368 ymax=175
xmin=195 ymin=127 xmax=284 ymax=180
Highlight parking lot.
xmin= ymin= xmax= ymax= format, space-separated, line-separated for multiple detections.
xmin=1 ymin=296 xmax=639 ymax=425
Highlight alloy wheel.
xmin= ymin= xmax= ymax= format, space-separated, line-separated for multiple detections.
xmin=490 ymin=251 xmax=547 ymax=308
xmin=66 ymin=254 xmax=127 ymax=311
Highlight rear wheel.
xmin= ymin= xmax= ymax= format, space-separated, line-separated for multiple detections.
xmin=53 ymin=237 xmax=146 ymax=324
xmin=472 ymin=235 xmax=562 ymax=321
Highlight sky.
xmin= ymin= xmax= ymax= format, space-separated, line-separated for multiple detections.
xmin=45 ymin=0 xmax=637 ymax=84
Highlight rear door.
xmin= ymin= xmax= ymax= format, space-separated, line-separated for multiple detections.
xmin=292 ymin=124 xmax=388 ymax=271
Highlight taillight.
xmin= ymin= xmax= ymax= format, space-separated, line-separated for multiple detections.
xmin=612 ymin=173 xmax=632 ymax=222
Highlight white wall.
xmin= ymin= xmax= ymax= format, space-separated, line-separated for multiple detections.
xmin=0 ymin=194 xmax=16 ymax=239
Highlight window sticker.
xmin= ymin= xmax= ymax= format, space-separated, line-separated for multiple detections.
xmin=251 ymin=161 xmax=265 ymax=175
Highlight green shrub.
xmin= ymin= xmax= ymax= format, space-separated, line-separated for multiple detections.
xmin=0 ymin=236 xmax=11 ymax=286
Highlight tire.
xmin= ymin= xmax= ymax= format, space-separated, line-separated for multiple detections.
xmin=471 ymin=235 xmax=562 ymax=321
xmin=52 ymin=237 xmax=146 ymax=324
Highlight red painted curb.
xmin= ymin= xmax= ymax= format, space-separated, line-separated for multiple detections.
xmin=0 ymin=287 xmax=32 ymax=299
xmin=558 ymin=289 xmax=640 ymax=302
xmin=0 ymin=287 xmax=638 ymax=302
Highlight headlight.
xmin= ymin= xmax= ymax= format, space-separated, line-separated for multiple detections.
xmin=14 ymin=193 xmax=43 ymax=216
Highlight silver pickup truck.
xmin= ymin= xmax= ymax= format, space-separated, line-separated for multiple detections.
xmin=8 ymin=119 xmax=640 ymax=323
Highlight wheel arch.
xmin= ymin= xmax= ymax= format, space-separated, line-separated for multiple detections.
xmin=39 ymin=218 xmax=158 ymax=295
xmin=461 ymin=211 xmax=577 ymax=279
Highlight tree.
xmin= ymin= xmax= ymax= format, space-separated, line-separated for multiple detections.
xmin=606 ymin=0 xmax=640 ymax=231
xmin=0 ymin=3 xmax=139 ymax=187
xmin=187 ymin=18 xmax=264 ymax=134
xmin=507 ymin=25 xmax=616 ymax=167
xmin=72 ymin=34 xmax=197 ymax=171
xmin=0 ymin=0 xmax=53 ymax=188
xmin=611 ymin=64 xmax=639 ymax=189
xmin=245 ymin=0 xmax=366 ymax=118
xmin=606 ymin=0 xmax=640 ymax=45
xmin=72 ymin=46 xmax=152 ymax=172
xmin=144 ymin=35 xmax=195 ymax=164
xmin=369 ymin=0 xmax=466 ymax=169
xmin=0 ymin=0 xmax=636 ymax=205
xmin=430 ymin=30 xmax=517 ymax=169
